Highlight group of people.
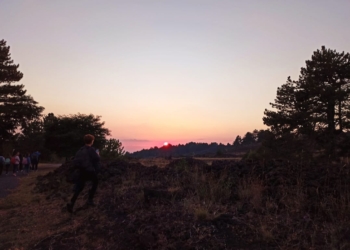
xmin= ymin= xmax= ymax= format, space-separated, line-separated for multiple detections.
xmin=0 ymin=151 xmax=41 ymax=176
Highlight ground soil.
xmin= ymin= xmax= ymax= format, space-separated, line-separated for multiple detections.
xmin=0 ymin=163 xmax=60 ymax=198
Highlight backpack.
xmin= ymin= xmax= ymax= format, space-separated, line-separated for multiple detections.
xmin=73 ymin=146 xmax=94 ymax=172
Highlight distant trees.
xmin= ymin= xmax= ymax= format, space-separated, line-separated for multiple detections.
xmin=233 ymin=136 xmax=242 ymax=146
xmin=130 ymin=130 xmax=271 ymax=158
xmin=241 ymin=132 xmax=256 ymax=146
xmin=17 ymin=119 xmax=45 ymax=153
xmin=232 ymin=129 xmax=270 ymax=147
xmin=0 ymin=39 xmax=44 ymax=147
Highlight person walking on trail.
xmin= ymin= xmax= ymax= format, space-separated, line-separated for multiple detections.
xmin=26 ymin=153 xmax=31 ymax=173
xmin=5 ymin=155 xmax=11 ymax=175
xmin=67 ymin=134 xmax=100 ymax=213
xmin=22 ymin=154 xmax=30 ymax=174
xmin=0 ymin=154 xmax=5 ymax=176
xmin=11 ymin=151 xmax=20 ymax=176
xmin=31 ymin=151 xmax=40 ymax=171
xmin=19 ymin=153 xmax=23 ymax=172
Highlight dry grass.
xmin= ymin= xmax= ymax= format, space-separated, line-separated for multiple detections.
xmin=194 ymin=157 xmax=241 ymax=165
xmin=138 ymin=158 xmax=171 ymax=168
xmin=138 ymin=157 xmax=241 ymax=168
xmin=3 ymin=158 xmax=350 ymax=249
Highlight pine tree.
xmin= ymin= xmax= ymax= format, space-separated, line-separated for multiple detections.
xmin=0 ymin=39 xmax=44 ymax=142
xmin=264 ymin=46 xmax=350 ymax=138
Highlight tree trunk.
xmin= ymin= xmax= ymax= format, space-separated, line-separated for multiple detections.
xmin=338 ymin=85 xmax=343 ymax=132
xmin=327 ymin=102 xmax=335 ymax=133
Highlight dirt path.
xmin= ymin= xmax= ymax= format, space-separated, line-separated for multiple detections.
xmin=0 ymin=163 xmax=61 ymax=198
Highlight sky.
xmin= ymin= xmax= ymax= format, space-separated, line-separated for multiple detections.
xmin=1 ymin=0 xmax=350 ymax=152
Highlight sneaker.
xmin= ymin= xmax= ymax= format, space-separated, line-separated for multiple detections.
xmin=66 ymin=203 xmax=73 ymax=213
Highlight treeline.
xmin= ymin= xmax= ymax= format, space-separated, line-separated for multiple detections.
xmin=129 ymin=129 xmax=270 ymax=158
xmin=0 ymin=39 xmax=124 ymax=161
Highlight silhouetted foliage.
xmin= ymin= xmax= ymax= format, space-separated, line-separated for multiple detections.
xmin=16 ymin=119 xmax=45 ymax=152
xmin=233 ymin=135 xmax=242 ymax=147
xmin=0 ymin=39 xmax=44 ymax=147
xmin=44 ymin=113 xmax=110 ymax=158
xmin=101 ymin=138 xmax=125 ymax=159
xmin=264 ymin=46 xmax=350 ymax=156
xmin=241 ymin=132 xmax=256 ymax=146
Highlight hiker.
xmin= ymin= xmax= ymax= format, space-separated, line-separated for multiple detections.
xmin=26 ymin=153 xmax=31 ymax=173
xmin=5 ymin=155 xmax=11 ymax=175
xmin=31 ymin=151 xmax=40 ymax=171
xmin=0 ymin=154 xmax=5 ymax=176
xmin=12 ymin=151 xmax=20 ymax=176
xmin=22 ymin=154 xmax=30 ymax=174
xmin=67 ymin=134 xmax=100 ymax=213
xmin=19 ymin=153 xmax=23 ymax=172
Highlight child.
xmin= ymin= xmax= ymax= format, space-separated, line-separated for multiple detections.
xmin=12 ymin=151 xmax=20 ymax=176
xmin=22 ymin=155 xmax=28 ymax=174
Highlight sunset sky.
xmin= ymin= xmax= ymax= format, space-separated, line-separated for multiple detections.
xmin=1 ymin=1 xmax=350 ymax=152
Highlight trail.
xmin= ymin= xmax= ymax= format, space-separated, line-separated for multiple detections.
xmin=0 ymin=163 xmax=61 ymax=198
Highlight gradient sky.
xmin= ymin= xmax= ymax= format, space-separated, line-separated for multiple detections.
xmin=1 ymin=0 xmax=350 ymax=152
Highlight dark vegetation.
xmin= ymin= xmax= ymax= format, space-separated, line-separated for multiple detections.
xmin=26 ymin=157 xmax=350 ymax=249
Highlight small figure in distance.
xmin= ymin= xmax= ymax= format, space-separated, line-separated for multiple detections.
xmin=19 ymin=153 xmax=23 ymax=173
xmin=21 ymin=154 xmax=28 ymax=174
xmin=11 ymin=151 xmax=20 ymax=176
xmin=31 ymin=151 xmax=40 ymax=171
xmin=67 ymin=134 xmax=100 ymax=213
xmin=5 ymin=154 xmax=11 ymax=175
xmin=26 ymin=153 xmax=32 ymax=173
xmin=0 ymin=153 xmax=5 ymax=176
